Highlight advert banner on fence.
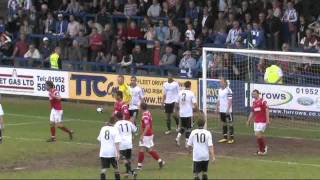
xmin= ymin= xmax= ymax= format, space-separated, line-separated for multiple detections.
xmin=69 ymin=72 xmax=198 ymax=105
xmin=248 ymin=83 xmax=320 ymax=117
xmin=0 ymin=67 xmax=69 ymax=98
xmin=199 ymin=79 xmax=247 ymax=113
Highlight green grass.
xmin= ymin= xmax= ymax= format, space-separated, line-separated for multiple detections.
xmin=0 ymin=97 xmax=320 ymax=179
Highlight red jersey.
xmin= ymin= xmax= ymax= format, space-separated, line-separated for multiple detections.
xmin=114 ymin=100 xmax=130 ymax=120
xmin=252 ymin=98 xmax=268 ymax=123
xmin=49 ymin=89 xmax=62 ymax=110
xmin=141 ymin=111 xmax=153 ymax=136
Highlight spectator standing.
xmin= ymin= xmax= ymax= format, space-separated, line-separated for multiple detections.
xmin=67 ymin=15 xmax=80 ymax=38
xmin=144 ymin=24 xmax=156 ymax=49
xmin=199 ymin=6 xmax=214 ymax=33
xmin=282 ymin=1 xmax=298 ymax=48
xmin=89 ymin=27 xmax=104 ymax=60
xmin=153 ymin=40 xmax=162 ymax=66
xmin=186 ymin=0 xmax=199 ymax=19
xmin=50 ymin=46 xmax=62 ymax=70
xmin=299 ymin=29 xmax=318 ymax=50
xmin=55 ymin=14 xmax=68 ymax=35
xmin=264 ymin=62 xmax=283 ymax=84
xmin=179 ymin=50 xmax=196 ymax=78
xmin=214 ymin=12 xmax=227 ymax=33
xmin=166 ymin=20 xmax=181 ymax=45
xmin=43 ymin=13 xmax=56 ymax=34
xmin=66 ymin=0 xmax=81 ymax=14
xmin=124 ymin=0 xmax=138 ymax=17
xmin=226 ymin=21 xmax=242 ymax=45
xmin=185 ymin=24 xmax=196 ymax=41
xmin=12 ymin=34 xmax=29 ymax=58
xmin=266 ymin=8 xmax=282 ymax=50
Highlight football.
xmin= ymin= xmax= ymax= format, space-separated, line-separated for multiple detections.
xmin=96 ymin=107 xmax=104 ymax=113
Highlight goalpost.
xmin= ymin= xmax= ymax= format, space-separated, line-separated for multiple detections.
xmin=201 ymin=47 xmax=320 ymax=129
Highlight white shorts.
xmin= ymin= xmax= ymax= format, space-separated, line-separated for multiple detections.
xmin=254 ymin=123 xmax=267 ymax=132
xmin=139 ymin=135 xmax=154 ymax=148
xmin=50 ymin=109 xmax=63 ymax=123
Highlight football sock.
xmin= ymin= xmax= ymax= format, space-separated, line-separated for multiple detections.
xmin=202 ymin=174 xmax=208 ymax=180
xmin=179 ymin=128 xmax=185 ymax=134
xmin=125 ymin=162 xmax=132 ymax=173
xmin=0 ymin=129 xmax=2 ymax=142
xmin=59 ymin=126 xmax=71 ymax=134
xmin=173 ymin=115 xmax=179 ymax=127
xmin=229 ymin=125 xmax=234 ymax=139
xmin=186 ymin=129 xmax=191 ymax=139
xmin=148 ymin=150 xmax=160 ymax=161
xmin=194 ymin=176 xmax=200 ymax=180
xmin=50 ymin=127 xmax=56 ymax=138
xmin=138 ymin=152 xmax=144 ymax=164
xmin=223 ymin=125 xmax=228 ymax=139
xmin=257 ymin=137 xmax=266 ymax=152
xmin=100 ymin=173 xmax=106 ymax=180
xmin=177 ymin=133 xmax=182 ymax=139
xmin=166 ymin=114 xmax=171 ymax=131
xmin=114 ymin=172 xmax=120 ymax=180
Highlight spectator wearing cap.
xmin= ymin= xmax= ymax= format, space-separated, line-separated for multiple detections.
xmin=12 ymin=34 xmax=29 ymax=59
xmin=147 ymin=0 xmax=161 ymax=18
xmin=39 ymin=37 xmax=53 ymax=64
xmin=226 ymin=20 xmax=242 ymax=45
xmin=55 ymin=14 xmax=68 ymax=35
xmin=67 ymin=15 xmax=80 ymax=38
xmin=155 ymin=20 xmax=170 ymax=43
xmin=179 ymin=50 xmax=196 ymax=78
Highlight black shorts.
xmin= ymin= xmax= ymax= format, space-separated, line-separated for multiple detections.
xmin=193 ymin=161 xmax=209 ymax=173
xmin=120 ymin=149 xmax=132 ymax=160
xmin=164 ymin=103 xmax=175 ymax=114
xmin=180 ymin=117 xmax=192 ymax=129
xmin=220 ymin=113 xmax=233 ymax=123
xmin=129 ymin=110 xmax=139 ymax=117
xmin=101 ymin=157 xmax=118 ymax=169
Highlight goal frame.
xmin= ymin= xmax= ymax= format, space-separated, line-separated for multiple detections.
xmin=201 ymin=47 xmax=320 ymax=129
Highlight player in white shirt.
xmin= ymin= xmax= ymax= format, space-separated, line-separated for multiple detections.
xmin=129 ymin=76 xmax=144 ymax=123
xmin=0 ymin=102 xmax=4 ymax=144
xmin=175 ymin=81 xmax=198 ymax=147
xmin=162 ymin=75 xmax=180 ymax=135
xmin=114 ymin=112 xmax=138 ymax=177
xmin=187 ymin=118 xmax=215 ymax=180
xmin=216 ymin=78 xmax=234 ymax=144
xmin=97 ymin=117 xmax=121 ymax=180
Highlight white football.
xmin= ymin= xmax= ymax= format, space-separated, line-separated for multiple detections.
xmin=96 ymin=107 xmax=103 ymax=113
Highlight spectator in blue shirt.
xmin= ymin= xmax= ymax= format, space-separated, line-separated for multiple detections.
xmin=185 ymin=0 xmax=199 ymax=19
xmin=0 ymin=17 xmax=5 ymax=33
xmin=155 ymin=19 xmax=169 ymax=43
xmin=214 ymin=28 xmax=228 ymax=46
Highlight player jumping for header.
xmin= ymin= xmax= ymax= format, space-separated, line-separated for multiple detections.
xmin=247 ymin=89 xmax=270 ymax=155
xmin=114 ymin=91 xmax=131 ymax=121
xmin=137 ymin=102 xmax=165 ymax=170
xmin=46 ymin=81 xmax=73 ymax=142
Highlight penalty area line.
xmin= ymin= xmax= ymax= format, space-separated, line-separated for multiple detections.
xmin=3 ymin=136 xmax=97 ymax=146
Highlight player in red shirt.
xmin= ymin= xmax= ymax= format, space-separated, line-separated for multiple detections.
xmin=114 ymin=91 xmax=130 ymax=121
xmin=136 ymin=102 xmax=165 ymax=170
xmin=247 ymin=89 xmax=270 ymax=155
xmin=46 ymin=81 xmax=74 ymax=142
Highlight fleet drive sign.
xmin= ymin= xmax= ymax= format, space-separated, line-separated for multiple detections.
xmin=69 ymin=72 xmax=198 ymax=105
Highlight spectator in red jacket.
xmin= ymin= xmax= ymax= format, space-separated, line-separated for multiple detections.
xmin=89 ymin=27 xmax=104 ymax=60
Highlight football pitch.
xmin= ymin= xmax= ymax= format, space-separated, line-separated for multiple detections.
xmin=1 ymin=97 xmax=320 ymax=179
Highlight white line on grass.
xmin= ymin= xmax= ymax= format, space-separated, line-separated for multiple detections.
xmin=4 ymin=136 xmax=320 ymax=169
xmin=5 ymin=113 xmax=320 ymax=141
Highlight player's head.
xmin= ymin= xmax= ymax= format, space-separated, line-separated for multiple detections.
xmin=115 ymin=112 xmax=123 ymax=120
xmin=140 ymin=102 xmax=148 ymax=111
xmin=184 ymin=81 xmax=191 ymax=89
xmin=252 ymin=89 xmax=261 ymax=99
xmin=196 ymin=118 xmax=206 ymax=128
xmin=107 ymin=116 xmax=116 ymax=126
xmin=167 ymin=73 xmax=173 ymax=83
xmin=117 ymin=75 xmax=124 ymax=85
xmin=116 ymin=91 xmax=123 ymax=101
xmin=220 ymin=77 xmax=227 ymax=88
xmin=130 ymin=76 xmax=137 ymax=87
xmin=45 ymin=81 xmax=54 ymax=90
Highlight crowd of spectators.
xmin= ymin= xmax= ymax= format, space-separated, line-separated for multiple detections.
xmin=0 ymin=0 xmax=319 ymax=80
